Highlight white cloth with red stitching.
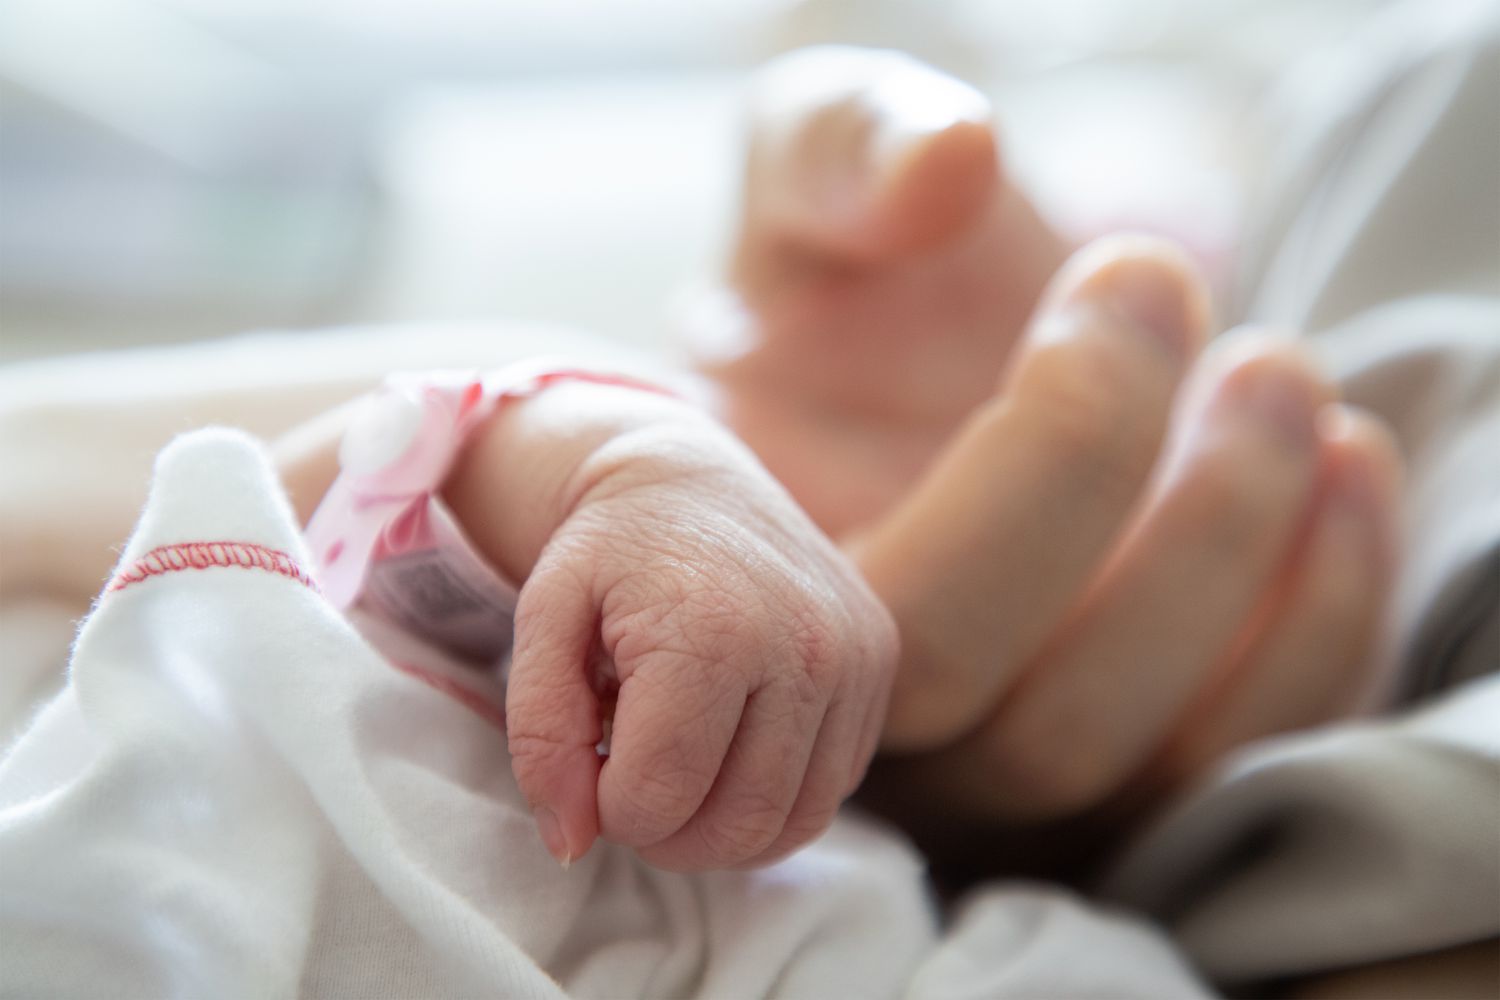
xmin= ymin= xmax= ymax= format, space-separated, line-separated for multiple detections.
xmin=0 ymin=427 xmax=1208 ymax=998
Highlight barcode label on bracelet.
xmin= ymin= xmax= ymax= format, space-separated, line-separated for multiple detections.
xmin=361 ymin=543 xmax=518 ymax=666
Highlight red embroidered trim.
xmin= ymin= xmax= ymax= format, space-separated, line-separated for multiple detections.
xmin=108 ymin=541 xmax=319 ymax=594
xmin=390 ymin=659 xmax=507 ymax=732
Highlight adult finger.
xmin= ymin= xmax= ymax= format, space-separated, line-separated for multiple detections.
xmin=1148 ymin=404 xmax=1403 ymax=791
xmin=862 ymin=235 xmax=1210 ymax=751
xmin=737 ymin=45 xmax=999 ymax=276
xmin=962 ymin=337 xmax=1334 ymax=820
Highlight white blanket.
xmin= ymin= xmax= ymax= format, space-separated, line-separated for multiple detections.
xmin=0 ymin=425 xmax=1206 ymax=998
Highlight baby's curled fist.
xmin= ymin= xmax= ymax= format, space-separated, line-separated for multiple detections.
xmin=441 ymin=380 xmax=897 ymax=871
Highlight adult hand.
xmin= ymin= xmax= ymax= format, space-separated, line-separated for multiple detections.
xmin=690 ymin=47 xmax=1402 ymax=859
xmin=855 ymin=244 xmax=1401 ymax=847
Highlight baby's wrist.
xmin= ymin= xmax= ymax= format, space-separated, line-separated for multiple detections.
xmin=302 ymin=362 xmax=694 ymax=623
xmin=442 ymin=374 xmax=722 ymax=583
xmin=559 ymin=413 xmax=754 ymax=514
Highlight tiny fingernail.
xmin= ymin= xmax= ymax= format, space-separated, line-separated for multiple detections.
xmin=534 ymin=806 xmax=571 ymax=869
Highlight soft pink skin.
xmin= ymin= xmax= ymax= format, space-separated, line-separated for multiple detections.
xmin=443 ymin=385 xmax=895 ymax=871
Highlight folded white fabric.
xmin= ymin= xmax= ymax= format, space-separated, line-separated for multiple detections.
xmin=0 ymin=428 xmax=1208 ymax=999
xmin=0 ymin=428 xmax=937 ymax=998
xmin=908 ymin=889 xmax=1208 ymax=1000
xmin=1104 ymin=678 xmax=1500 ymax=980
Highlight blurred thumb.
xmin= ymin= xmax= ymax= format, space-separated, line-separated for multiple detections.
xmin=737 ymin=45 xmax=999 ymax=274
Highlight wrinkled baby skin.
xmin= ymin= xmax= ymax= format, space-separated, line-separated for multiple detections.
xmin=442 ymin=382 xmax=896 ymax=872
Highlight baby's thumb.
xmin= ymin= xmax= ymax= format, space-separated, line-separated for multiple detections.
xmin=506 ymin=559 xmax=603 ymax=868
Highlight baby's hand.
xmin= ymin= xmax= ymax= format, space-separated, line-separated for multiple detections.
xmin=444 ymin=385 xmax=896 ymax=871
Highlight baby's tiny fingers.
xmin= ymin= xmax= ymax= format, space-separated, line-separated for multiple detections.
xmin=507 ymin=559 xmax=606 ymax=867
xmin=595 ymin=640 xmax=749 ymax=850
xmin=636 ymin=667 xmax=825 ymax=871
xmin=1151 ymin=405 xmax=1402 ymax=788
xmin=731 ymin=681 xmax=872 ymax=869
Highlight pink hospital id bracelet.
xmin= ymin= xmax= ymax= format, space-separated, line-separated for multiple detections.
xmin=305 ymin=361 xmax=676 ymax=664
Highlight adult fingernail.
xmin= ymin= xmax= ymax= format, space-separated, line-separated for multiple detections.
xmin=1216 ymin=353 xmax=1322 ymax=450
xmin=1320 ymin=408 xmax=1372 ymax=511
xmin=534 ymin=806 xmax=571 ymax=869
xmin=1054 ymin=236 xmax=1210 ymax=358
xmin=1319 ymin=406 xmax=1403 ymax=567
xmin=867 ymin=69 xmax=991 ymax=176
xmin=812 ymin=88 xmax=989 ymax=233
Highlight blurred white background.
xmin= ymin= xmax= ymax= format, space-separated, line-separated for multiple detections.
xmin=0 ymin=0 xmax=1399 ymax=362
